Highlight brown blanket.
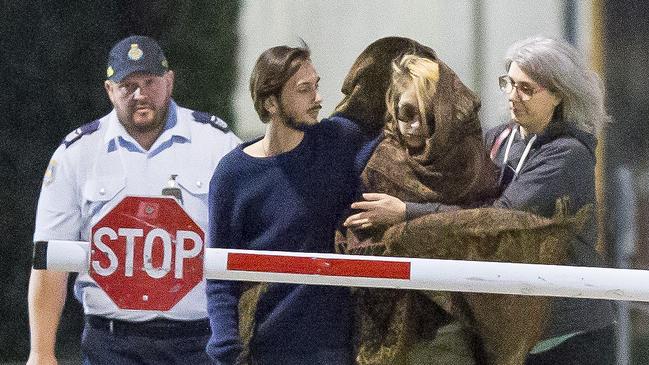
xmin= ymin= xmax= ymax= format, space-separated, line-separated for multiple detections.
xmin=336 ymin=39 xmax=579 ymax=365
xmin=343 ymin=206 xmax=583 ymax=365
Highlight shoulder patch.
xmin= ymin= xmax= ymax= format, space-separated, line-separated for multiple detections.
xmin=61 ymin=119 xmax=100 ymax=148
xmin=192 ymin=111 xmax=230 ymax=132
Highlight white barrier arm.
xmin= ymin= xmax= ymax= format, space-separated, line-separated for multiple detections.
xmin=33 ymin=240 xmax=90 ymax=273
xmin=33 ymin=240 xmax=649 ymax=302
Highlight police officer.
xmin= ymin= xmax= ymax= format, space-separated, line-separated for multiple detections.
xmin=27 ymin=35 xmax=241 ymax=365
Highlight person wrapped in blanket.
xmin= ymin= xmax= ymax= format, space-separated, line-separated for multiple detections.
xmin=206 ymin=37 xmax=458 ymax=365
xmin=337 ymin=37 xmax=613 ymax=365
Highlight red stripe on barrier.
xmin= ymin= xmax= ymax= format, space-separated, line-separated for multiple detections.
xmin=227 ymin=253 xmax=411 ymax=279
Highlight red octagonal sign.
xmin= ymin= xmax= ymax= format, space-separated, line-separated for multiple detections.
xmin=90 ymin=196 xmax=204 ymax=311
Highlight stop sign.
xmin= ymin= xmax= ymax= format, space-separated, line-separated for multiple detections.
xmin=89 ymin=196 xmax=204 ymax=311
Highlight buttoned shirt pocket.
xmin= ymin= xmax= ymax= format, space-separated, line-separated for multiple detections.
xmin=175 ymin=172 xmax=211 ymax=231
xmin=82 ymin=177 xmax=126 ymax=225
xmin=176 ymin=173 xmax=210 ymax=198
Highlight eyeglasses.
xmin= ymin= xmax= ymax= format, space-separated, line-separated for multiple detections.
xmin=498 ymin=75 xmax=544 ymax=101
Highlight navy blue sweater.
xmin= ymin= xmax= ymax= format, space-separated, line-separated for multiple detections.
xmin=206 ymin=115 xmax=380 ymax=364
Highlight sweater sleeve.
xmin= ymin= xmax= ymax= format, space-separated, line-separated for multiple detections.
xmin=324 ymin=116 xmax=382 ymax=175
xmin=206 ymin=160 xmax=243 ymax=364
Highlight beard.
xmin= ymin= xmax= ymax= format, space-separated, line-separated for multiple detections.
xmin=118 ymin=102 xmax=168 ymax=134
xmin=277 ymin=102 xmax=317 ymax=131
xmin=284 ymin=115 xmax=309 ymax=131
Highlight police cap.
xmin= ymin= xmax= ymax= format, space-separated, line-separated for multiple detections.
xmin=106 ymin=35 xmax=169 ymax=82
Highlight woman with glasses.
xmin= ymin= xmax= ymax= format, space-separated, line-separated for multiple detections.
xmin=486 ymin=36 xmax=615 ymax=364
xmin=345 ymin=36 xmax=615 ymax=364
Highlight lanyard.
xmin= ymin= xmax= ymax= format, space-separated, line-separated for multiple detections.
xmin=501 ymin=125 xmax=537 ymax=179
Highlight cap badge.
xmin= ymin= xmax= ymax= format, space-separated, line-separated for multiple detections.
xmin=161 ymin=59 xmax=169 ymax=68
xmin=106 ymin=66 xmax=114 ymax=78
xmin=128 ymin=44 xmax=143 ymax=61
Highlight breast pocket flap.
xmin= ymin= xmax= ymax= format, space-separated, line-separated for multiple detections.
xmin=83 ymin=177 xmax=126 ymax=202
xmin=176 ymin=173 xmax=210 ymax=195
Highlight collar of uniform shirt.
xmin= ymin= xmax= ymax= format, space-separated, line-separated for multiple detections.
xmin=103 ymin=99 xmax=190 ymax=151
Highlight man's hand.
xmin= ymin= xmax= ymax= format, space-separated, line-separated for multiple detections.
xmin=343 ymin=193 xmax=406 ymax=229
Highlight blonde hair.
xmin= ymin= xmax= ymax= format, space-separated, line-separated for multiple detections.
xmin=386 ymin=55 xmax=440 ymax=130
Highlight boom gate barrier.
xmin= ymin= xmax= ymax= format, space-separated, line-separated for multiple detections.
xmin=33 ymin=235 xmax=649 ymax=309
xmin=32 ymin=196 xmax=649 ymax=310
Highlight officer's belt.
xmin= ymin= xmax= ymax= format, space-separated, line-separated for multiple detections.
xmin=86 ymin=315 xmax=210 ymax=338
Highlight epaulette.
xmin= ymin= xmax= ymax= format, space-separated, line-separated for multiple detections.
xmin=61 ymin=119 xmax=100 ymax=148
xmin=192 ymin=111 xmax=230 ymax=132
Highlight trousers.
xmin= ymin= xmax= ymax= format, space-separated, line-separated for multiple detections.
xmin=81 ymin=316 xmax=212 ymax=365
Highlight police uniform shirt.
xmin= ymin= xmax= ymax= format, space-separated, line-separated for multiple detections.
xmin=34 ymin=100 xmax=241 ymax=321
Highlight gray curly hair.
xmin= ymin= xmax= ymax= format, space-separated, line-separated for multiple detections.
xmin=505 ymin=36 xmax=609 ymax=134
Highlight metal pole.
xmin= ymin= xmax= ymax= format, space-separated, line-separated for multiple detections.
xmin=615 ymin=166 xmax=636 ymax=365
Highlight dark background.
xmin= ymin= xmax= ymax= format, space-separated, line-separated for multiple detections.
xmin=0 ymin=1 xmax=239 ymax=361
xmin=604 ymin=2 xmax=649 ymax=362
